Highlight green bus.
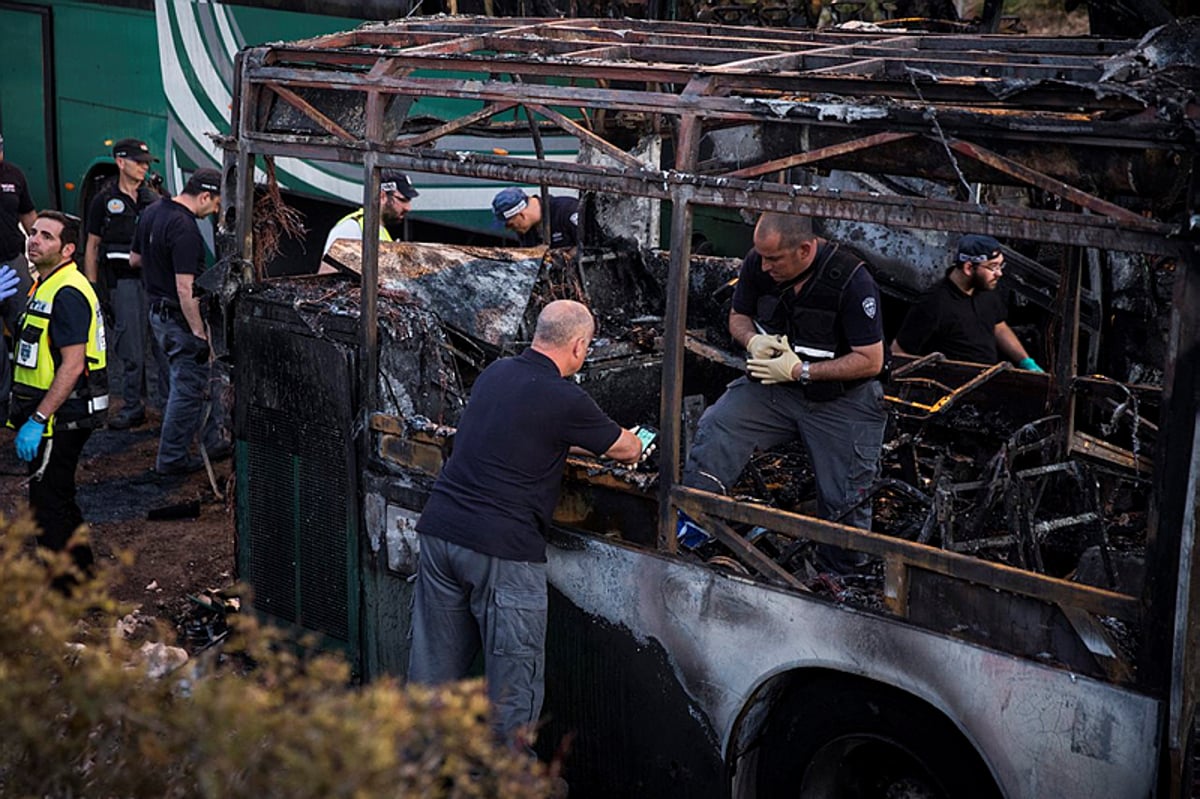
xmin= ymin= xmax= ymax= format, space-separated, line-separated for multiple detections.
xmin=0 ymin=0 xmax=579 ymax=254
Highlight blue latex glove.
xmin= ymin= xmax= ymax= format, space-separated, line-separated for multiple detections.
xmin=1016 ymin=357 xmax=1044 ymax=373
xmin=0 ymin=265 xmax=19 ymax=303
xmin=15 ymin=418 xmax=46 ymax=462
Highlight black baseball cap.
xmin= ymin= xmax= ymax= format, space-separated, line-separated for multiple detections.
xmin=381 ymin=171 xmax=419 ymax=200
xmin=112 ymin=137 xmax=159 ymax=163
xmin=957 ymin=234 xmax=1003 ymax=264
xmin=184 ymin=168 xmax=222 ymax=195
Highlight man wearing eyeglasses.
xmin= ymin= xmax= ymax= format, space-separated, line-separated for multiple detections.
xmin=891 ymin=234 xmax=1044 ymax=372
xmin=681 ymin=212 xmax=888 ymax=574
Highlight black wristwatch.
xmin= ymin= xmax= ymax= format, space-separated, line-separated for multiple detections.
xmin=31 ymin=411 xmax=49 ymax=425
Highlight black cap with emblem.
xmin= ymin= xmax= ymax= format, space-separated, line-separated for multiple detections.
xmin=112 ymin=138 xmax=159 ymax=163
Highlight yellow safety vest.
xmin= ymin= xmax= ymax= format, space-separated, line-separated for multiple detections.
xmin=340 ymin=208 xmax=393 ymax=243
xmin=9 ymin=260 xmax=109 ymax=435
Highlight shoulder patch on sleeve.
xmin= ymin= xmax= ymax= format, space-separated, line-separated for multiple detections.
xmin=862 ymin=296 xmax=877 ymax=319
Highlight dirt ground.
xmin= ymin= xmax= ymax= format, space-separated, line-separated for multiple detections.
xmin=0 ymin=402 xmax=235 ymax=644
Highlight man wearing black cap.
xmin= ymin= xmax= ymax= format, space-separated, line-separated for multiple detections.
xmin=0 ymin=133 xmax=37 ymax=402
xmin=131 ymin=167 xmax=228 ymax=474
xmin=321 ymin=171 xmax=419 ymax=258
xmin=491 ymin=187 xmax=578 ymax=248
xmin=891 ymin=234 xmax=1044 ymax=372
xmin=84 ymin=138 xmax=164 ymax=429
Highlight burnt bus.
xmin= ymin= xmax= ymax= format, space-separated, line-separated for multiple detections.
xmin=221 ymin=17 xmax=1200 ymax=799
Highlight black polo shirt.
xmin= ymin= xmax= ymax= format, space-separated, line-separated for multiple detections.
xmin=517 ymin=196 xmax=579 ymax=248
xmin=0 ymin=162 xmax=35 ymax=261
xmin=894 ymin=275 xmax=1009 ymax=363
xmin=131 ymin=198 xmax=206 ymax=306
xmin=417 ymin=348 xmax=621 ymax=562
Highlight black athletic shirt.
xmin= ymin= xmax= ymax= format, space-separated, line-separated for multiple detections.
xmin=0 ymin=162 xmax=35 ymax=261
xmin=417 ymin=348 xmax=621 ymax=562
xmin=132 ymin=198 xmax=206 ymax=306
xmin=894 ymin=275 xmax=1008 ymax=363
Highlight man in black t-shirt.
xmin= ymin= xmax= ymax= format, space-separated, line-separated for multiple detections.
xmin=681 ymin=213 xmax=888 ymax=571
xmin=891 ymin=234 xmax=1043 ymax=371
xmin=491 ymin=187 xmax=579 ymax=248
xmin=131 ymin=168 xmax=228 ymax=474
xmin=408 ymin=299 xmax=641 ymax=746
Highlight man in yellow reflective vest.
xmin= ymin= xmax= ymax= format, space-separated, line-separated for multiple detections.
xmin=319 ymin=171 xmax=419 ymax=269
xmin=7 ymin=211 xmax=108 ymax=580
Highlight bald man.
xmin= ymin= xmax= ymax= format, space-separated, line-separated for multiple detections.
xmin=408 ymin=299 xmax=641 ymax=748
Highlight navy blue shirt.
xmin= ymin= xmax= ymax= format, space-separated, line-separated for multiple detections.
xmin=517 ymin=196 xmax=579 ymax=248
xmin=894 ymin=275 xmax=1008 ymax=363
xmin=131 ymin=198 xmax=206 ymax=305
xmin=417 ymin=348 xmax=621 ymax=562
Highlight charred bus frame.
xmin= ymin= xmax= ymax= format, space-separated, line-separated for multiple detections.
xmin=223 ymin=18 xmax=1199 ymax=797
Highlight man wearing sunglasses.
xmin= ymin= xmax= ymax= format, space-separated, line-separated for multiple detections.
xmin=682 ymin=212 xmax=887 ymax=574
xmin=891 ymin=234 xmax=1043 ymax=372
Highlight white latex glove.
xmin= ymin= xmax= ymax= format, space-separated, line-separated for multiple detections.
xmin=747 ymin=347 xmax=801 ymax=385
xmin=746 ymin=333 xmax=786 ymax=360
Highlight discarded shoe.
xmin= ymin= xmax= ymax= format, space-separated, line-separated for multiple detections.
xmin=155 ymin=457 xmax=204 ymax=477
xmin=108 ymin=410 xmax=147 ymax=430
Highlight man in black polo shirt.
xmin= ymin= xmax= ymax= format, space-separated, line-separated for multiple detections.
xmin=84 ymin=138 xmax=164 ymax=429
xmin=491 ymin=187 xmax=579 ymax=248
xmin=131 ymin=168 xmax=228 ymax=474
xmin=891 ymin=234 xmax=1044 ymax=371
xmin=408 ymin=299 xmax=641 ymax=747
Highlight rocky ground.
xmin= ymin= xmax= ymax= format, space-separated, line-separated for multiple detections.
xmin=0 ymin=401 xmax=235 ymax=647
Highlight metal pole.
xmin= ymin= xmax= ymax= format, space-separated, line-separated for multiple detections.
xmin=657 ymin=112 xmax=701 ymax=553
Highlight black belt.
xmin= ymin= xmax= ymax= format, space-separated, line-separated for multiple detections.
xmin=150 ymin=300 xmax=181 ymax=315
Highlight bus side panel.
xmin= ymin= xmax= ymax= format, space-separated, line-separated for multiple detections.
xmin=0 ymin=4 xmax=54 ymax=208
xmin=51 ymin=3 xmax=165 ymax=213
xmin=546 ymin=531 xmax=1161 ymax=799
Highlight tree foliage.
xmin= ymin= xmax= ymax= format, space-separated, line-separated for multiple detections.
xmin=0 ymin=514 xmax=552 ymax=798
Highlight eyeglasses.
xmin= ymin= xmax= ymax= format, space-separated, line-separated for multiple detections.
xmin=977 ymin=256 xmax=1005 ymax=274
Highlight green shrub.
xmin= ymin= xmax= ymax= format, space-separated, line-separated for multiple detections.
xmin=0 ymin=514 xmax=552 ymax=798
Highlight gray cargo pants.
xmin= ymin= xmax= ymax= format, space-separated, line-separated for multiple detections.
xmin=682 ymin=377 xmax=886 ymax=530
xmin=408 ymin=533 xmax=547 ymax=743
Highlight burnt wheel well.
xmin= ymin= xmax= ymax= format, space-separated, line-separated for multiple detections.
xmin=732 ymin=668 xmax=1001 ymax=799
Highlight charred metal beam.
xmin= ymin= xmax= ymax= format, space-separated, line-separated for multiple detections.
xmin=947 ymin=139 xmax=1147 ymax=225
xmin=724 ymin=131 xmax=916 ymax=180
xmin=674 ymin=486 xmax=1141 ymax=620
xmin=394 ymin=102 xmax=518 ymax=149
xmin=239 ymin=138 xmax=1186 ymax=256
xmin=266 ymin=81 xmax=355 ymax=141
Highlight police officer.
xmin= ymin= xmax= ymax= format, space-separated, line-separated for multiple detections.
xmin=491 ymin=187 xmax=579 ymax=248
xmin=681 ymin=212 xmax=887 ymax=573
xmin=84 ymin=138 xmax=163 ymax=429
xmin=8 ymin=211 xmax=108 ymax=579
